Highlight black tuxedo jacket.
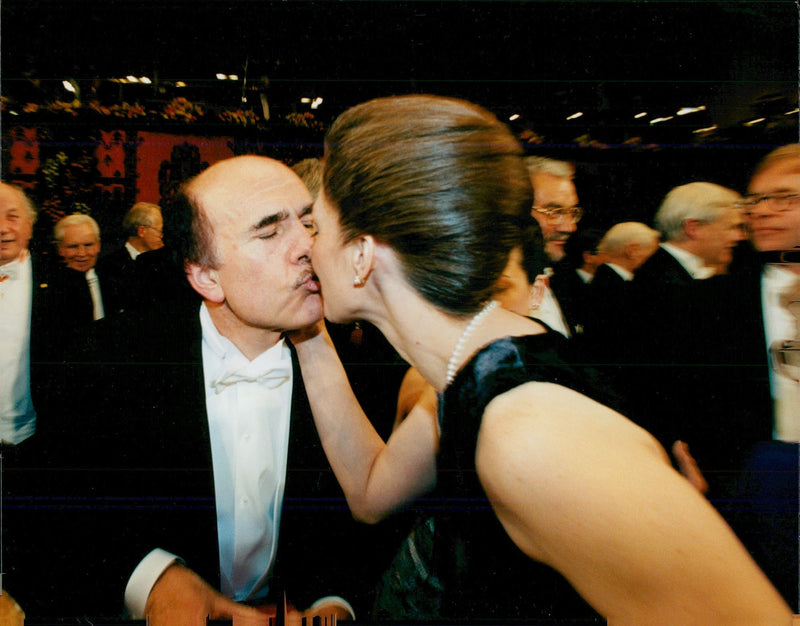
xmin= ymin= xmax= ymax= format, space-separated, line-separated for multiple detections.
xmin=13 ymin=300 xmax=380 ymax=619
xmin=548 ymin=261 xmax=590 ymax=336
xmin=632 ymin=245 xmax=694 ymax=288
xmin=581 ymin=264 xmax=633 ymax=364
xmin=96 ymin=245 xmax=138 ymax=315
xmin=622 ymin=249 xmax=773 ymax=474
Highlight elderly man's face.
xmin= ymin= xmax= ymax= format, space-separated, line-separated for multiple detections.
xmin=0 ymin=185 xmax=34 ymax=266
xmin=139 ymin=212 xmax=164 ymax=251
xmin=189 ymin=157 xmax=322 ymax=349
xmin=746 ymin=159 xmax=800 ymax=252
xmin=58 ymin=223 xmax=101 ymax=272
xmin=530 ymin=172 xmax=580 ymax=262
xmin=693 ymin=206 xmax=746 ymax=270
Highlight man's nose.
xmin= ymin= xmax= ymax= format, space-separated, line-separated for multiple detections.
xmin=559 ymin=219 xmax=578 ymax=234
xmin=293 ymin=221 xmax=315 ymax=259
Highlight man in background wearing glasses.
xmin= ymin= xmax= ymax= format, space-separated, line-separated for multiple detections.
xmin=741 ymin=144 xmax=800 ymax=442
xmin=722 ymin=143 xmax=800 ymax=613
xmin=525 ymin=156 xmax=585 ymax=337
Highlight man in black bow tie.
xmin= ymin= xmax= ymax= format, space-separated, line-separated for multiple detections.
xmin=15 ymin=157 xmax=378 ymax=624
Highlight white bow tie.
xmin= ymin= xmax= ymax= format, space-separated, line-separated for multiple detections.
xmin=210 ymin=365 xmax=291 ymax=394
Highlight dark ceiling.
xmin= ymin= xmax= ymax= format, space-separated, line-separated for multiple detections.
xmin=2 ymin=1 xmax=798 ymax=138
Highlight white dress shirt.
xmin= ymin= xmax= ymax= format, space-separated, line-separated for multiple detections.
xmin=125 ymin=303 xmax=293 ymax=615
xmin=660 ymin=243 xmax=716 ymax=280
xmin=531 ymin=269 xmax=571 ymax=338
xmin=576 ymin=268 xmax=594 ymax=284
xmin=85 ymin=267 xmax=105 ymax=321
xmin=762 ymin=264 xmax=800 ymax=442
xmin=605 ymin=262 xmax=634 ymax=282
xmin=125 ymin=241 xmax=141 ymax=260
xmin=0 ymin=252 xmax=36 ymax=444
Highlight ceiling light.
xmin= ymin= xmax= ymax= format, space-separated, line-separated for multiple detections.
xmin=301 ymin=97 xmax=311 ymax=104
xmin=126 ymin=75 xmax=139 ymax=83
xmin=311 ymin=97 xmax=323 ymax=110
xmin=649 ymin=116 xmax=674 ymax=125
xmin=216 ymin=73 xmax=228 ymax=80
xmin=175 ymin=81 xmax=187 ymax=88
xmin=62 ymin=80 xmax=76 ymax=93
xmin=692 ymin=125 xmax=718 ymax=134
xmin=744 ymin=118 xmax=766 ymax=126
xmin=677 ymin=106 xmax=706 ymax=116
xmin=139 ymin=76 xmax=152 ymax=85
xmin=785 ymin=108 xmax=799 ymax=115
xmin=566 ymin=111 xmax=583 ymax=121
xmin=508 ymin=114 xmax=520 ymax=121
xmin=634 ymin=111 xmax=648 ymax=119
xmin=228 ymin=74 xmax=239 ymax=81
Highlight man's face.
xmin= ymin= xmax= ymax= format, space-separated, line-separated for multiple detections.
xmin=693 ymin=207 xmax=746 ymax=269
xmin=746 ymin=160 xmax=800 ymax=252
xmin=138 ymin=213 xmax=164 ymax=251
xmin=0 ymin=185 xmax=34 ymax=266
xmin=193 ymin=157 xmax=322 ymax=340
xmin=530 ymin=172 xmax=579 ymax=262
xmin=58 ymin=223 xmax=101 ymax=272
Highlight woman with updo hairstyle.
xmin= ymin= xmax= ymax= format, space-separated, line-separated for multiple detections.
xmin=294 ymin=95 xmax=791 ymax=624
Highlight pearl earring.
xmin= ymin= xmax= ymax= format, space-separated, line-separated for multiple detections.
xmin=353 ymin=275 xmax=364 ymax=287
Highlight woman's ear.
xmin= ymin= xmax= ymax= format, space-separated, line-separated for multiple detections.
xmin=351 ymin=235 xmax=376 ymax=285
xmin=186 ymin=262 xmax=224 ymax=303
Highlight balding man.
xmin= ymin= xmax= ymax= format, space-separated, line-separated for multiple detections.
xmin=98 ymin=201 xmax=164 ymax=313
xmin=34 ymin=156 xmax=371 ymax=624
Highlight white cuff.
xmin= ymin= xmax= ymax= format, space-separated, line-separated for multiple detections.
xmin=308 ymin=595 xmax=356 ymax=620
xmin=124 ymin=548 xmax=181 ymax=619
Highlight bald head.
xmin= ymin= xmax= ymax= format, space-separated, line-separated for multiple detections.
xmin=176 ymin=155 xmax=313 ymax=269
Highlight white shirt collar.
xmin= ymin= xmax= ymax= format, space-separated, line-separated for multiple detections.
xmin=605 ymin=262 xmax=634 ymax=281
xmin=125 ymin=241 xmax=141 ymax=260
xmin=199 ymin=302 xmax=290 ymax=380
xmin=661 ymin=243 xmax=715 ymax=279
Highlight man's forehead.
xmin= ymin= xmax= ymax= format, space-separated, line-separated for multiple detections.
xmin=0 ymin=186 xmax=29 ymax=212
xmin=61 ymin=224 xmax=97 ymax=242
xmin=197 ymin=161 xmax=310 ymax=218
xmin=749 ymin=160 xmax=800 ymax=191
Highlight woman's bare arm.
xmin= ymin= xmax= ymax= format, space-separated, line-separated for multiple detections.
xmin=475 ymin=382 xmax=791 ymax=625
xmin=291 ymin=325 xmax=438 ymax=523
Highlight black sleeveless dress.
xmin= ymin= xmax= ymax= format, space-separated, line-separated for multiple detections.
xmin=431 ymin=332 xmax=616 ymax=622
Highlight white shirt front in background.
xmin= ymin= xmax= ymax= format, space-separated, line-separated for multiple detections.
xmin=0 ymin=253 xmax=36 ymax=444
xmin=762 ymin=264 xmax=800 ymax=442
xmin=660 ymin=243 xmax=716 ymax=280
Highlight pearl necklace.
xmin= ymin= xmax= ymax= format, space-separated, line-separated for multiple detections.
xmin=445 ymin=300 xmax=499 ymax=387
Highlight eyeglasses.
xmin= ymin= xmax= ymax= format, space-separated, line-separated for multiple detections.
xmin=532 ymin=206 xmax=583 ymax=223
xmin=739 ymin=193 xmax=800 ymax=215
xmin=143 ymin=225 xmax=163 ymax=235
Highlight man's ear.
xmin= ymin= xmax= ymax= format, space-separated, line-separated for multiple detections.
xmin=351 ymin=235 xmax=376 ymax=284
xmin=186 ymin=262 xmax=224 ymax=303
xmin=623 ymin=242 xmax=639 ymax=260
xmin=683 ymin=218 xmax=702 ymax=239
xmin=136 ymin=225 xmax=148 ymax=239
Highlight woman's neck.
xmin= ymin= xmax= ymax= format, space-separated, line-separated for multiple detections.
xmin=362 ymin=283 xmax=541 ymax=392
